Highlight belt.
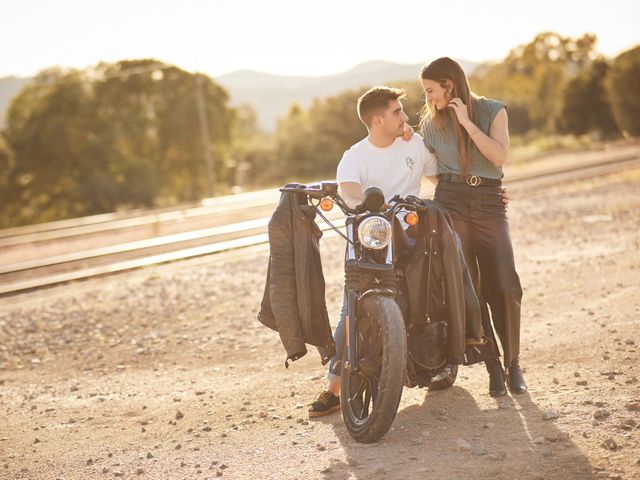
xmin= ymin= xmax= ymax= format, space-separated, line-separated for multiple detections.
xmin=437 ymin=174 xmax=502 ymax=187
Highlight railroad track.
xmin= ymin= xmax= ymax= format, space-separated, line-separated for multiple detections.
xmin=1 ymin=149 xmax=639 ymax=297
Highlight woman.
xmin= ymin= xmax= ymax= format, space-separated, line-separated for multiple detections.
xmin=419 ymin=57 xmax=526 ymax=396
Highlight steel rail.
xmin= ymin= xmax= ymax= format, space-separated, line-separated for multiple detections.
xmin=0 ymin=187 xmax=280 ymax=239
xmin=1 ymin=154 xmax=638 ymax=297
xmin=2 ymin=145 xmax=638 ymax=247
xmin=0 ymin=192 xmax=280 ymax=248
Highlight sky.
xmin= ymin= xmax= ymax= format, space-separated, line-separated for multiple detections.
xmin=1 ymin=0 xmax=639 ymax=79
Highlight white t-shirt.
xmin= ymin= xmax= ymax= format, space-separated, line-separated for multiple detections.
xmin=336 ymin=134 xmax=437 ymax=202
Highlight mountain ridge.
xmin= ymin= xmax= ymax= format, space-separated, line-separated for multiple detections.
xmin=0 ymin=59 xmax=479 ymax=131
xmin=213 ymin=59 xmax=479 ymax=130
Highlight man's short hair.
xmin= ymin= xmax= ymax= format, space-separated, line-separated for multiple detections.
xmin=357 ymin=86 xmax=406 ymax=128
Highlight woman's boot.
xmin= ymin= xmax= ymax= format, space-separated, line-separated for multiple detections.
xmin=506 ymin=356 xmax=527 ymax=394
xmin=485 ymin=358 xmax=507 ymax=397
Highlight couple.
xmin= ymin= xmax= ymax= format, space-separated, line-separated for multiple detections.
xmin=309 ymin=57 xmax=527 ymax=418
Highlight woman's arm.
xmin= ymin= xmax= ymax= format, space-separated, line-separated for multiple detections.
xmin=448 ymin=99 xmax=510 ymax=166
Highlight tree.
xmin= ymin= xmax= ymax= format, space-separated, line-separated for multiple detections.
xmin=559 ymin=59 xmax=619 ymax=137
xmin=228 ymin=104 xmax=277 ymax=188
xmin=0 ymin=134 xmax=16 ymax=227
xmin=273 ymin=88 xmax=370 ymax=182
xmin=3 ymin=68 xmax=94 ymax=223
xmin=1 ymin=60 xmax=235 ymax=226
xmin=275 ymin=103 xmax=314 ymax=179
xmin=91 ymin=60 xmax=233 ymax=202
xmin=606 ymin=46 xmax=640 ymax=136
xmin=470 ymin=32 xmax=599 ymax=133
xmin=274 ymin=84 xmax=427 ymax=183
xmin=305 ymin=89 xmax=368 ymax=178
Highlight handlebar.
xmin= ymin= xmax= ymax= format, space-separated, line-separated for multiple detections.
xmin=280 ymin=182 xmax=359 ymax=214
xmin=279 ymin=182 xmax=425 ymax=216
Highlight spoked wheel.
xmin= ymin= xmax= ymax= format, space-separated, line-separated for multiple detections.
xmin=345 ymin=310 xmax=382 ymax=420
xmin=340 ymin=295 xmax=406 ymax=443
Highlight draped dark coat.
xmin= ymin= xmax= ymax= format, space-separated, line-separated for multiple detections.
xmin=257 ymin=190 xmax=336 ymax=366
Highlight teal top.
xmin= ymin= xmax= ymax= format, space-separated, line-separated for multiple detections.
xmin=421 ymin=97 xmax=506 ymax=179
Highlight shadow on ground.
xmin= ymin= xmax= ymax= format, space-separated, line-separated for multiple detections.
xmin=320 ymin=385 xmax=593 ymax=480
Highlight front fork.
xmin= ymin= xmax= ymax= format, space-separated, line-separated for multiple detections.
xmin=343 ymin=216 xmax=395 ymax=373
xmin=343 ymin=217 xmax=395 ymax=372
xmin=344 ymin=217 xmax=359 ymax=373
xmin=345 ymin=287 xmax=358 ymax=372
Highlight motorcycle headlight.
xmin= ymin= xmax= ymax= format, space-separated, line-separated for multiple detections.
xmin=358 ymin=216 xmax=392 ymax=250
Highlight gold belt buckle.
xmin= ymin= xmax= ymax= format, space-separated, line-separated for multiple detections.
xmin=466 ymin=175 xmax=481 ymax=186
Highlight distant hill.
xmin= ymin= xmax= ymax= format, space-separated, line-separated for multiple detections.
xmin=0 ymin=59 xmax=479 ymax=132
xmin=214 ymin=59 xmax=480 ymax=131
xmin=0 ymin=76 xmax=31 ymax=127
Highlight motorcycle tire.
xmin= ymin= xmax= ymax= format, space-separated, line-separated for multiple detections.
xmin=340 ymin=295 xmax=406 ymax=443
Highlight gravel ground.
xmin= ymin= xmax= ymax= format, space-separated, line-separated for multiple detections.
xmin=0 ymin=168 xmax=639 ymax=480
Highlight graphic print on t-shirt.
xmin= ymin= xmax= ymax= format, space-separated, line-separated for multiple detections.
xmin=405 ymin=156 xmax=415 ymax=170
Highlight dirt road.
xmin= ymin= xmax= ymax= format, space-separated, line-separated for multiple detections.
xmin=1 ymin=168 xmax=639 ymax=480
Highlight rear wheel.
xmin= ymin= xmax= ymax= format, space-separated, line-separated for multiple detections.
xmin=340 ymin=295 xmax=406 ymax=443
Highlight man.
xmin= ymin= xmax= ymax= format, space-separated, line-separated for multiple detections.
xmin=309 ymin=86 xmax=439 ymax=417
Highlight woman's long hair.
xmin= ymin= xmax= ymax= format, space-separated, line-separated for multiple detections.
xmin=418 ymin=57 xmax=476 ymax=176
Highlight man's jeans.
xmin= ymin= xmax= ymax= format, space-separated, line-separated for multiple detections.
xmin=327 ymin=290 xmax=348 ymax=382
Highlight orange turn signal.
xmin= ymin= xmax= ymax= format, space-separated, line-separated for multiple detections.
xmin=320 ymin=197 xmax=334 ymax=211
xmin=405 ymin=211 xmax=419 ymax=226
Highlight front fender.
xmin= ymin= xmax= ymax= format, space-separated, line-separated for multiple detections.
xmin=358 ymin=288 xmax=395 ymax=302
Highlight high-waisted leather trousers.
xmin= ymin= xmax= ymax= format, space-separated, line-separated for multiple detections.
xmin=435 ymin=180 xmax=522 ymax=367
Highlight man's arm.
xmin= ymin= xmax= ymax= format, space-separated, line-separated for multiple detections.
xmin=338 ymin=182 xmax=363 ymax=209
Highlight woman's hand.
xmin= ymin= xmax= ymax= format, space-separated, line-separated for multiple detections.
xmin=502 ymin=187 xmax=510 ymax=207
xmin=447 ymin=98 xmax=470 ymax=126
xmin=401 ymin=123 xmax=414 ymax=142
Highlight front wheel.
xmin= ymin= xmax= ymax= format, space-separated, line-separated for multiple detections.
xmin=340 ymin=295 xmax=406 ymax=443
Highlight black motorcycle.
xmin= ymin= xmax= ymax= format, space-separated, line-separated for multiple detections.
xmin=280 ymin=181 xmax=457 ymax=443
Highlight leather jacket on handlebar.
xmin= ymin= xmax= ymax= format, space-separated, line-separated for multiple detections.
xmin=258 ymin=190 xmax=337 ymax=367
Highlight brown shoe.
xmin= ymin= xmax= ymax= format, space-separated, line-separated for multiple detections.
xmin=308 ymin=391 xmax=340 ymax=418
